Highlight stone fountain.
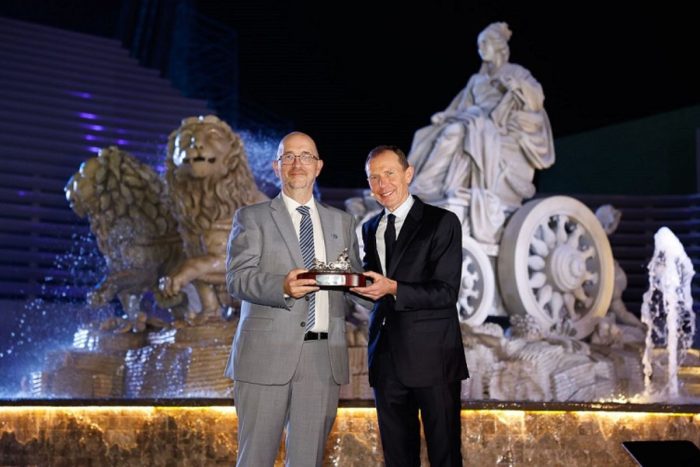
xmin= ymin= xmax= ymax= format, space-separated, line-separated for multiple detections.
xmin=2 ymin=21 xmax=700 ymax=467
xmin=28 ymin=115 xmax=268 ymax=399
xmin=8 ymin=23 xmax=698 ymax=405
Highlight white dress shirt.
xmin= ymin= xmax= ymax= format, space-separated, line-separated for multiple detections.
xmin=376 ymin=195 xmax=414 ymax=275
xmin=281 ymin=192 xmax=328 ymax=333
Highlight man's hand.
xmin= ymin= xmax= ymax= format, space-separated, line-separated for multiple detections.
xmin=350 ymin=271 xmax=397 ymax=301
xmin=284 ymin=268 xmax=319 ymax=298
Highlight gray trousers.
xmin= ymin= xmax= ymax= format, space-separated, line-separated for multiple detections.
xmin=234 ymin=340 xmax=340 ymax=467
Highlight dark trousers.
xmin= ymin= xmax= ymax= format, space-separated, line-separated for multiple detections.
xmin=372 ymin=338 xmax=463 ymax=467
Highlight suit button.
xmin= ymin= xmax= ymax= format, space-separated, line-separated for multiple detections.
xmin=300 ymin=321 xmax=306 ymax=327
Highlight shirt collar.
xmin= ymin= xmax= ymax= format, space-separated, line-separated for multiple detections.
xmin=280 ymin=190 xmax=316 ymax=214
xmin=384 ymin=194 xmax=414 ymax=220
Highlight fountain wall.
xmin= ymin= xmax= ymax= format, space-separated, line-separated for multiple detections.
xmin=2 ymin=401 xmax=699 ymax=466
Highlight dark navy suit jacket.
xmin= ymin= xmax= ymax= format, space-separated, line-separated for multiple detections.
xmin=361 ymin=196 xmax=469 ymax=387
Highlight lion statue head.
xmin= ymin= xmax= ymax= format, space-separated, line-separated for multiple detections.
xmin=166 ymin=115 xmax=267 ymax=238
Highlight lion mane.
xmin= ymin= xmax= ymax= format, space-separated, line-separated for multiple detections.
xmin=165 ymin=115 xmax=265 ymax=242
xmin=67 ymin=146 xmax=180 ymax=275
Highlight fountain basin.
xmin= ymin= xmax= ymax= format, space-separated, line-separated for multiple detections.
xmin=2 ymin=399 xmax=699 ymax=466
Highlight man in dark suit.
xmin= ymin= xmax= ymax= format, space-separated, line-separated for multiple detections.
xmin=351 ymin=145 xmax=469 ymax=467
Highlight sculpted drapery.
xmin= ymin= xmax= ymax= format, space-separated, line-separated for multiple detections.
xmin=408 ymin=22 xmax=555 ymax=243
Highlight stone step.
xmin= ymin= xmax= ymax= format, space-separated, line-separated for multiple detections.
xmin=681 ymin=382 xmax=700 ymax=398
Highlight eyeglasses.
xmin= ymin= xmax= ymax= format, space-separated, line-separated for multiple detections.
xmin=277 ymin=152 xmax=319 ymax=165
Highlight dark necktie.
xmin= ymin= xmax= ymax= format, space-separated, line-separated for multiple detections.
xmin=384 ymin=213 xmax=396 ymax=274
xmin=296 ymin=206 xmax=315 ymax=331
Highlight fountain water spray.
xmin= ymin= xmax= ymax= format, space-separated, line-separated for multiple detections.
xmin=641 ymin=227 xmax=695 ymax=399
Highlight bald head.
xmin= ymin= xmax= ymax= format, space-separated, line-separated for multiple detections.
xmin=277 ymin=131 xmax=319 ymax=159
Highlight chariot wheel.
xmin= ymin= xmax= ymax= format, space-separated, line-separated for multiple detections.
xmin=497 ymin=196 xmax=614 ymax=338
xmin=458 ymin=236 xmax=495 ymax=326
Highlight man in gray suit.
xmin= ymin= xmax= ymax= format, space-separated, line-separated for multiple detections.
xmin=225 ymin=131 xmax=363 ymax=466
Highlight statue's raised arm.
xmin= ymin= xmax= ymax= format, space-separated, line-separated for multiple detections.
xmin=408 ymin=21 xmax=555 ymax=243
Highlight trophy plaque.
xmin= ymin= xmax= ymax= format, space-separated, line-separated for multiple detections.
xmin=298 ymin=248 xmax=367 ymax=287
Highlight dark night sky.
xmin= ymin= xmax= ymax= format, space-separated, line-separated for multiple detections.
xmin=197 ymin=0 xmax=699 ymax=188
xmin=2 ymin=0 xmax=698 ymax=187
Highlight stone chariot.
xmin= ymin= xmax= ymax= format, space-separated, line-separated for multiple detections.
xmin=400 ymin=21 xmax=616 ymax=340
xmin=452 ymin=195 xmax=614 ymax=339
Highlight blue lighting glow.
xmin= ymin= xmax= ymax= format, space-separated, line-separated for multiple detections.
xmin=67 ymin=91 xmax=92 ymax=99
xmin=0 ymin=232 xmax=109 ymax=399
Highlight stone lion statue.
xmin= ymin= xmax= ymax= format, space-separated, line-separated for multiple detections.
xmin=158 ymin=115 xmax=267 ymax=321
xmin=65 ymin=146 xmax=183 ymax=332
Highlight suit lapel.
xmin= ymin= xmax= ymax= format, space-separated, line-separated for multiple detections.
xmin=387 ymin=198 xmax=424 ymax=277
xmin=270 ymin=194 xmax=304 ymax=267
xmin=366 ymin=211 xmax=383 ymax=273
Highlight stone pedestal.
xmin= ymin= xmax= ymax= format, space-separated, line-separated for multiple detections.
xmin=32 ymin=351 xmax=125 ymax=398
xmin=125 ymin=322 xmax=236 ymax=397
xmin=34 ymin=321 xmax=236 ymax=398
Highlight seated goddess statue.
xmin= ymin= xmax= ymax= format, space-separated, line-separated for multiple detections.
xmin=408 ymin=22 xmax=555 ymax=244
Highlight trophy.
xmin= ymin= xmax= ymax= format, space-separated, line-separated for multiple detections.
xmin=298 ymin=248 xmax=367 ymax=287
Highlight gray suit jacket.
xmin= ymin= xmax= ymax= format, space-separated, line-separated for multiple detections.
xmin=224 ymin=194 xmax=362 ymax=385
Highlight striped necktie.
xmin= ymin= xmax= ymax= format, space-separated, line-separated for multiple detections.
xmin=297 ymin=205 xmax=316 ymax=331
